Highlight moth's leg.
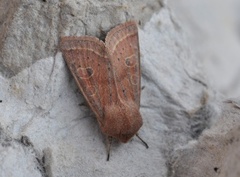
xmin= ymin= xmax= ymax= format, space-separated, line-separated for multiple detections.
xmin=78 ymin=101 xmax=87 ymax=107
xmin=106 ymin=136 xmax=113 ymax=161
xmin=136 ymin=133 xmax=149 ymax=149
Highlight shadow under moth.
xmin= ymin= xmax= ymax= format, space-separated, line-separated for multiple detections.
xmin=60 ymin=21 xmax=148 ymax=160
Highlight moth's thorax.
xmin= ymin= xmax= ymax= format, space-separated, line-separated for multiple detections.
xmin=101 ymin=101 xmax=143 ymax=143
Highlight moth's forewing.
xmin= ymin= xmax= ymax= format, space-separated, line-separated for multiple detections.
xmin=60 ymin=36 xmax=118 ymax=125
xmin=105 ymin=21 xmax=141 ymax=108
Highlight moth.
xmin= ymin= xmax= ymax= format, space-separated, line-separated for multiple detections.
xmin=60 ymin=21 xmax=148 ymax=160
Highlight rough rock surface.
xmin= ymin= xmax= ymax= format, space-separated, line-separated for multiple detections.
xmin=0 ymin=0 xmax=240 ymax=177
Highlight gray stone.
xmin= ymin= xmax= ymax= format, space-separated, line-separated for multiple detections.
xmin=0 ymin=0 xmax=240 ymax=177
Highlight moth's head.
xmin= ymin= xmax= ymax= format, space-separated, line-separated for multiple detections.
xmin=101 ymin=102 xmax=143 ymax=143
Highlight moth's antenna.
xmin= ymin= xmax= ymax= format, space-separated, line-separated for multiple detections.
xmin=136 ymin=133 xmax=149 ymax=149
xmin=106 ymin=136 xmax=113 ymax=161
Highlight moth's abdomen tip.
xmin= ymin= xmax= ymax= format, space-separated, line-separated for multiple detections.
xmin=102 ymin=103 xmax=142 ymax=143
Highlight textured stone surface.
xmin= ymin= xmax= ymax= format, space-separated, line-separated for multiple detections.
xmin=169 ymin=0 xmax=240 ymax=98
xmin=0 ymin=0 xmax=163 ymax=78
xmin=0 ymin=0 xmax=240 ymax=177
xmin=169 ymin=102 xmax=240 ymax=177
xmin=219 ymin=123 xmax=240 ymax=177
xmin=168 ymin=0 xmax=240 ymax=177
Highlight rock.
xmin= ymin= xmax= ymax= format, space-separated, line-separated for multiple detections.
xmin=169 ymin=102 xmax=240 ymax=177
xmin=0 ymin=0 xmax=240 ymax=177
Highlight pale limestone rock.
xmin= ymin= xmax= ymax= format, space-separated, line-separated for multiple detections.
xmin=0 ymin=0 xmax=240 ymax=177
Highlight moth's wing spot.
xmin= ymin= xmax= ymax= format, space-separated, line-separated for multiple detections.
xmin=86 ymin=67 xmax=93 ymax=76
xmin=85 ymin=85 xmax=96 ymax=96
xmin=125 ymin=58 xmax=130 ymax=65
xmin=130 ymin=75 xmax=139 ymax=85
xmin=125 ymin=55 xmax=137 ymax=67
xmin=77 ymin=67 xmax=94 ymax=79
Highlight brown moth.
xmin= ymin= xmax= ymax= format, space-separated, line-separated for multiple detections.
xmin=60 ymin=21 xmax=147 ymax=160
